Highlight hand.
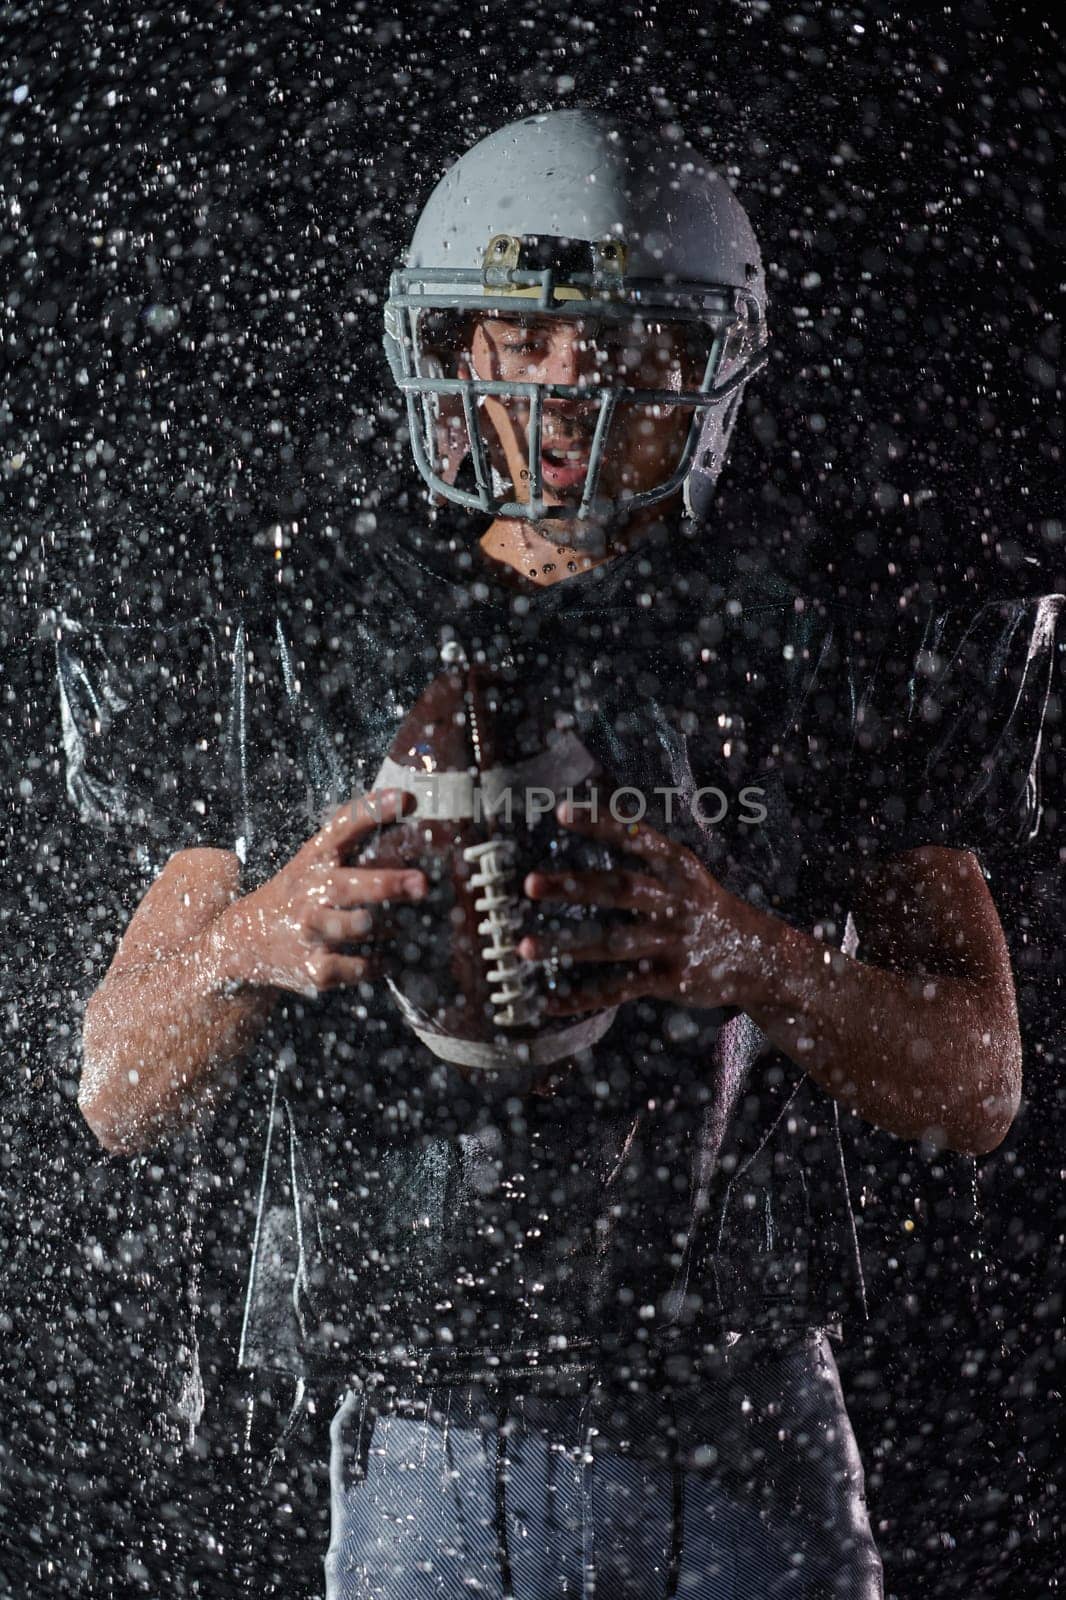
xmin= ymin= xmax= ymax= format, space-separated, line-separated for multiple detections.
xmin=222 ymin=789 xmax=427 ymax=998
xmin=517 ymin=801 xmax=757 ymax=1016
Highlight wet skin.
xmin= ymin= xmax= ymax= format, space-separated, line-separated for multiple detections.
xmin=80 ymin=778 xmax=1021 ymax=1161
xmin=520 ymin=803 xmax=1021 ymax=1156
xmin=455 ymin=312 xmax=703 ymax=585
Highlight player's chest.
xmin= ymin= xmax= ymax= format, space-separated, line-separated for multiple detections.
xmin=233 ymin=609 xmax=847 ymax=923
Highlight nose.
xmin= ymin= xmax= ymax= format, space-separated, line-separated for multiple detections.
xmin=541 ymin=326 xmax=597 ymax=391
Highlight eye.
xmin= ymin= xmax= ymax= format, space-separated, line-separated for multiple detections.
xmin=501 ymin=333 xmax=544 ymax=357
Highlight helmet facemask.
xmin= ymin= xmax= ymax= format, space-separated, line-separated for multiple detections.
xmin=384 ymin=236 xmax=768 ymax=546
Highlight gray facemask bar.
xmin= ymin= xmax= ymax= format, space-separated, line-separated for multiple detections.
xmin=385 ymin=266 xmax=769 ymax=527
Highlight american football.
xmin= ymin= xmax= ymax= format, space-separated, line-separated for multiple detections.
xmin=354 ymin=643 xmax=621 ymax=1072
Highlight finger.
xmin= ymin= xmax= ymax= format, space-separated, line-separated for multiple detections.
xmin=519 ymin=926 xmax=675 ymax=964
xmin=304 ymin=951 xmax=377 ymax=992
xmin=555 ymin=800 xmax=703 ymax=880
xmin=541 ymin=972 xmax=650 ymax=1016
xmin=523 ymin=868 xmax=672 ymax=914
xmin=316 ymin=867 xmax=427 ymax=906
xmin=306 ymin=907 xmax=378 ymax=945
xmin=315 ymin=789 xmax=416 ymax=858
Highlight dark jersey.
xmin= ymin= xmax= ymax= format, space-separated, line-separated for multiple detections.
xmin=53 ymin=517 xmax=1064 ymax=1391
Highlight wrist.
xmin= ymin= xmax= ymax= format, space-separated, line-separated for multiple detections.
xmin=728 ymin=897 xmax=835 ymax=1019
xmin=207 ymin=891 xmax=269 ymax=995
xmin=699 ymin=891 xmax=794 ymax=1013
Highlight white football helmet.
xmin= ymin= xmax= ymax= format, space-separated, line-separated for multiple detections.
xmin=384 ymin=108 xmax=769 ymax=532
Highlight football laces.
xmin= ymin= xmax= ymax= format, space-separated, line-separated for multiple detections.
xmin=463 ymin=837 xmax=540 ymax=1030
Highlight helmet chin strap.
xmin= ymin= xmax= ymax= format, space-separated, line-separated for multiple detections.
xmin=487 ymin=461 xmax=612 ymax=556
xmin=537 ymin=515 xmax=610 ymax=556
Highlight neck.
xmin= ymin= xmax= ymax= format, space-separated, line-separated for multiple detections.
xmin=478 ymin=501 xmax=671 ymax=587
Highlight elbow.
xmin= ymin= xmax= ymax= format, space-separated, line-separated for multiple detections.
xmin=79 ymin=1017 xmax=148 ymax=1160
xmin=78 ymin=1094 xmax=125 ymax=1156
xmin=79 ymin=1105 xmax=131 ymax=1158
xmin=954 ymin=1083 xmax=1021 ymax=1158
xmin=77 ymin=1073 xmax=145 ymax=1159
xmin=79 ymin=1029 xmax=202 ymax=1160
xmin=947 ymin=1043 xmax=1023 ymax=1159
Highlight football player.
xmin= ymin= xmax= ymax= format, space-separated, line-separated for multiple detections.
xmin=75 ymin=111 xmax=1023 ymax=1598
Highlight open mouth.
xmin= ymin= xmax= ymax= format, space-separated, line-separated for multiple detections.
xmin=540 ymin=445 xmax=591 ymax=491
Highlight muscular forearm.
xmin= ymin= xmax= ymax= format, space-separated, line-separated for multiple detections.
xmin=80 ymin=901 xmax=276 ymax=1157
xmin=527 ymin=811 xmax=1020 ymax=1155
xmin=731 ymin=901 xmax=1021 ymax=1156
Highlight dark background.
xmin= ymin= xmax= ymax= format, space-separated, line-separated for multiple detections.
xmin=0 ymin=1 xmax=1062 ymax=1595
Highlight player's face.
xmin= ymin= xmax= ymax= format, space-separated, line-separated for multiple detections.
xmin=449 ymin=313 xmax=706 ymax=523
